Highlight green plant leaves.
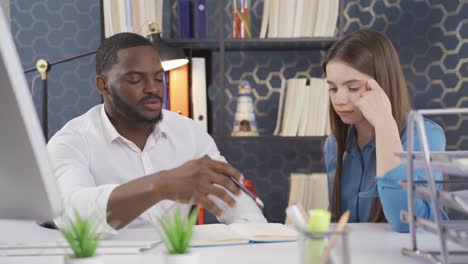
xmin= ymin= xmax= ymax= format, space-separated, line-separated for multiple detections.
xmin=59 ymin=210 xmax=101 ymax=258
xmin=158 ymin=206 xmax=198 ymax=254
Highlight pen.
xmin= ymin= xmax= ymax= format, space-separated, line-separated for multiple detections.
xmin=204 ymin=155 xmax=264 ymax=209
xmin=319 ymin=210 xmax=350 ymax=264
xmin=229 ymin=174 xmax=264 ymax=209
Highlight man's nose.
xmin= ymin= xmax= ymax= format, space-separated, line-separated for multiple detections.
xmin=145 ymin=78 xmax=162 ymax=94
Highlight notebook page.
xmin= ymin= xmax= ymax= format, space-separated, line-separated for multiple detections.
xmin=228 ymin=223 xmax=297 ymax=242
xmin=191 ymin=224 xmax=250 ymax=246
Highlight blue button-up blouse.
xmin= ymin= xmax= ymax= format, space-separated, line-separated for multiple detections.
xmin=323 ymin=118 xmax=447 ymax=232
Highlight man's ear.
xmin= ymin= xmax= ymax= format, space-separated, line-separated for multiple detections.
xmin=96 ymin=75 xmax=109 ymax=96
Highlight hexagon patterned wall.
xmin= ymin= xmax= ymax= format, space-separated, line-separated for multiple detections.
xmin=10 ymin=0 xmax=101 ymax=139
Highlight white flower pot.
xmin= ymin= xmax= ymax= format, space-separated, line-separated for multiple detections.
xmin=162 ymin=251 xmax=200 ymax=264
xmin=64 ymin=255 xmax=103 ymax=264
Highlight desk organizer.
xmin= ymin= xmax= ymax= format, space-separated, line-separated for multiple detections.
xmin=399 ymin=108 xmax=468 ymax=264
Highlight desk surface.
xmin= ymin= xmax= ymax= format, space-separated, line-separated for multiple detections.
xmin=0 ymin=222 xmax=465 ymax=264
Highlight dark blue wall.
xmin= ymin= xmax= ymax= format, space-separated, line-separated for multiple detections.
xmin=11 ymin=0 xmax=102 ymax=138
xmin=11 ymin=0 xmax=468 ymax=223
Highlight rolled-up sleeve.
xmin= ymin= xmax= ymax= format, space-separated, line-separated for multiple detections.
xmin=377 ymin=120 xmax=448 ymax=232
xmin=47 ymin=130 xmax=118 ymax=235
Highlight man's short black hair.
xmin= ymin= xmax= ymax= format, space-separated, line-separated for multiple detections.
xmin=96 ymin=32 xmax=155 ymax=75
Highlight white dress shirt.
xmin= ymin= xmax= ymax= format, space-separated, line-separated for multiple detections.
xmin=47 ymin=105 xmax=266 ymax=234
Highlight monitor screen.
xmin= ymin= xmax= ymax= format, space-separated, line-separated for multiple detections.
xmin=0 ymin=6 xmax=62 ymax=223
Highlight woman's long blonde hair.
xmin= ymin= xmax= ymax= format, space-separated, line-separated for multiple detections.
xmin=322 ymin=29 xmax=412 ymax=222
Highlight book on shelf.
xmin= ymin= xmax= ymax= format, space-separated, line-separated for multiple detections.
xmin=300 ymin=0 xmax=318 ymax=37
xmin=191 ymin=57 xmax=208 ymax=131
xmin=131 ymin=0 xmax=163 ymax=36
xmin=285 ymin=172 xmax=329 ymax=225
xmin=191 ymin=223 xmax=297 ymax=247
xmin=260 ymin=0 xmax=338 ymax=38
xmin=297 ymin=81 xmax=311 ymax=136
xmin=275 ymin=77 xmax=329 ymax=137
xmin=314 ymin=0 xmax=339 ymax=37
xmin=273 ymin=79 xmax=287 ymax=136
xmin=280 ymin=78 xmax=307 ymax=136
xmin=267 ymin=0 xmax=280 ymax=38
xmin=194 ymin=0 xmax=207 ymax=38
xmin=277 ymin=0 xmax=296 ymax=37
xmin=259 ymin=0 xmax=270 ymax=38
xmin=103 ymin=0 xmax=164 ymax=37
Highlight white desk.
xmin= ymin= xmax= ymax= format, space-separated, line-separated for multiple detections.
xmin=0 ymin=222 xmax=465 ymax=264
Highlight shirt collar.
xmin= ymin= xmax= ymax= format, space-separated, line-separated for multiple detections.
xmin=345 ymin=125 xmax=376 ymax=154
xmin=99 ymin=105 xmax=169 ymax=145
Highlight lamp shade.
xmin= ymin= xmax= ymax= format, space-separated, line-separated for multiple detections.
xmin=147 ymin=23 xmax=188 ymax=71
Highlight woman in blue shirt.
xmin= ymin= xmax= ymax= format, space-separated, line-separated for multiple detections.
xmin=322 ymin=29 xmax=447 ymax=232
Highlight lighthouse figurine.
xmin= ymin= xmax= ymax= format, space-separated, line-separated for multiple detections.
xmin=232 ymin=80 xmax=259 ymax=136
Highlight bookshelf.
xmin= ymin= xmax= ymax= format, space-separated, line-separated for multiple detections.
xmin=167 ymin=0 xmax=343 ymax=223
xmin=218 ymin=136 xmax=327 ymax=142
xmin=166 ymin=37 xmax=338 ymax=50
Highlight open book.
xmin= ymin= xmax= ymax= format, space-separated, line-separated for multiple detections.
xmin=191 ymin=223 xmax=297 ymax=247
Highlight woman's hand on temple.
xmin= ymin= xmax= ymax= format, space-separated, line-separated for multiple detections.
xmin=354 ymin=79 xmax=394 ymax=128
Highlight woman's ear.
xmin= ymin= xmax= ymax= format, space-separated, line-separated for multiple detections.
xmin=96 ymin=75 xmax=109 ymax=96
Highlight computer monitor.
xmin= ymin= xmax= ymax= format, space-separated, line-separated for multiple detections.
xmin=0 ymin=6 xmax=62 ymax=223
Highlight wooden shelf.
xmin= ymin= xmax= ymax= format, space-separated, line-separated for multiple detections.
xmin=164 ymin=38 xmax=219 ymax=50
xmin=224 ymin=37 xmax=338 ymax=51
xmin=164 ymin=37 xmax=338 ymax=51
xmin=213 ymin=135 xmax=327 ymax=142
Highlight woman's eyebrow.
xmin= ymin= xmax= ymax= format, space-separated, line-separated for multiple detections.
xmin=327 ymin=79 xmax=365 ymax=86
xmin=343 ymin=79 xmax=366 ymax=85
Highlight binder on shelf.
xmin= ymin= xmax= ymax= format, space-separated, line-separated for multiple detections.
xmin=191 ymin=57 xmax=208 ymax=131
xmin=168 ymin=64 xmax=190 ymax=117
xmin=194 ymin=0 xmax=207 ymax=38
xmin=178 ymin=0 xmax=193 ymax=38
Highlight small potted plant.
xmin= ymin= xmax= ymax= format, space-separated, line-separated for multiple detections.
xmin=153 ymin=206 xmax=199 ymax=264
xmin=58 ymin=210 xmax=103 ymax=264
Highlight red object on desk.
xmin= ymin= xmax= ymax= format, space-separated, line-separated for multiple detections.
xmin=198 ymin=205 xmax=205 ymax=225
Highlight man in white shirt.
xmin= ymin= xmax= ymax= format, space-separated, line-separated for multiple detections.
xmin=47 ymin=32 xmax=266 ymax=234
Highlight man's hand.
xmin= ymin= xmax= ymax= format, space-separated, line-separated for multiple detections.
xmin=160 ymin=156 xmax=242 ymax=217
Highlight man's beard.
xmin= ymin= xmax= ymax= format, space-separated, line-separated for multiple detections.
xmin=109 ymin=87 xmax=163 ymax=124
